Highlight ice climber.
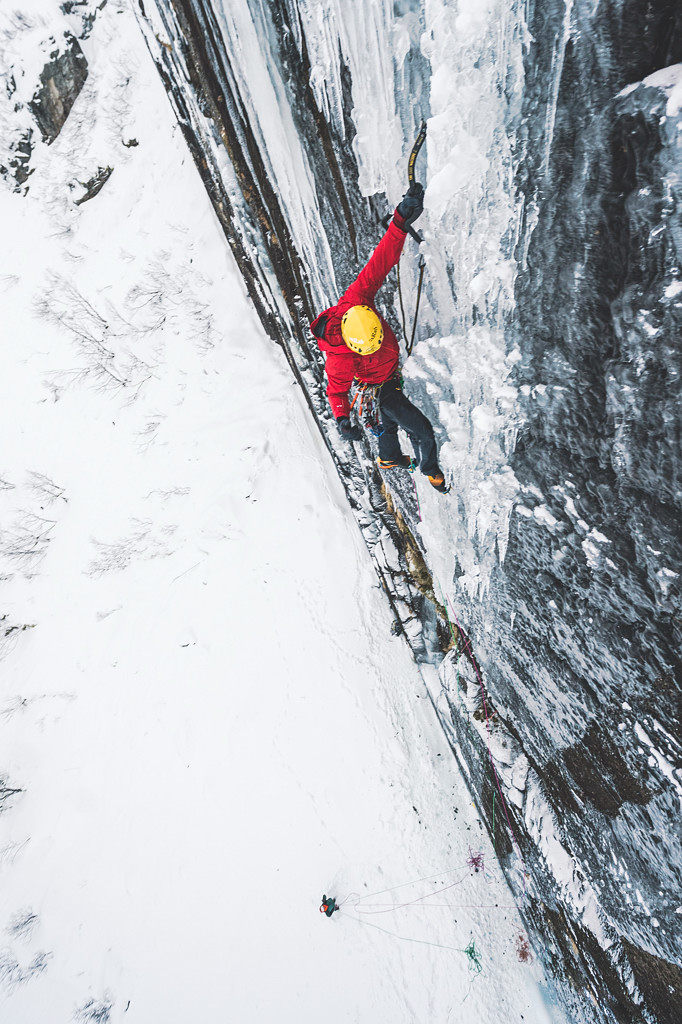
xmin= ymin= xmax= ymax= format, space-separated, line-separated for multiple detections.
xmin=310 ymin=184 xmax=448 ymax=493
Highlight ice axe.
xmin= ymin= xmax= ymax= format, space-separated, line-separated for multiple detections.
xmin=382 ymin=119 xmax=427 ymax=246
xmin=407 ymin=119 xmax=427 ymax=187
xmin=383 ymin=120 xmax=427 ymax=356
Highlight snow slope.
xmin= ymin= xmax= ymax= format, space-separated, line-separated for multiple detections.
xmin=0 ymin=4 xmax=563 ymax=1022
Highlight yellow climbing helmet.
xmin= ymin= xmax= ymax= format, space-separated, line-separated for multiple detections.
xmin=341 ymin=305 xmax=383 ymax=356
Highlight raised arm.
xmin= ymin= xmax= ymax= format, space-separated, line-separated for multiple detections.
xmin=340 ymin=215 xmax=408 ymax=308
xmin=341 ymin=179 xmax=424 ymax=306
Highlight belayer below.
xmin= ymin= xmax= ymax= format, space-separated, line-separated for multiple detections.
xmin=310 ymin=184 xmax=448 ymax=494
xmin=320 ymin=895 xmax=339 ymax=917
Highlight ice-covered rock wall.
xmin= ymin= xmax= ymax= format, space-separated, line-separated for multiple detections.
xmin=135 ymin=2 xmax=681 ymax=1021
xmin=486 ymin=6 xmax=682 ymax=1019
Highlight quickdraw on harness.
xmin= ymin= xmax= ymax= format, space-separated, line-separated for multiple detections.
xmin=350 ymin=379 xmax=383 ymax=435
xmin=383 ymin=119 xmax=427 ymax=358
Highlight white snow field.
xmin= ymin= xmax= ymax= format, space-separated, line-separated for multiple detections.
xmin=0 ymin=4 xmax=564 ymax=1022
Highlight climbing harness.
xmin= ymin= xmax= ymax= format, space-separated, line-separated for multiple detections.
xmin=350 ymin=379 xmax=383 ymax=435
xmin=350 ymin=372 xmax=409 ymax=436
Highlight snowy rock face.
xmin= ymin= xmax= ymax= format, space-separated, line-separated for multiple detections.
xmin=0 ymin=16 xmax=89 ymax=187
xmin=29 ymin=33 xmax=88 ymax=144
xmin=138 ymin=1 xmax=682 ymax=1021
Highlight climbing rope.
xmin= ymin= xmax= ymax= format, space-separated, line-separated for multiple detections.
xmin=349 ymin=912 xmax=481 ymax=958
xmin=463 ymin=938 xmax=483 ymax=974
xmin=397 ymin=255 xmax=426 ymax=357
xmin=337 ymin=853 xmax=521 ymax=915
xmin=354 ymin=871 xmax=470 ymax=914
xmin=342 ymin=861 xmax=492 ymax=974
xmin=467 ymin=848 xmax=485 ymax=873
xmin=341 ymin=858 xmax=478 ymax=904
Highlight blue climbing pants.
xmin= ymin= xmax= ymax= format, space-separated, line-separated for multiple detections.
xmin=377 ymin=378 xmax=440 ymax=476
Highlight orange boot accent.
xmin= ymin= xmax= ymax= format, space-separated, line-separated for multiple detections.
xmin=427 ymin=472 xmax=449 ymax=493
xmin=377 ymin=455 xmax=416 ymax=471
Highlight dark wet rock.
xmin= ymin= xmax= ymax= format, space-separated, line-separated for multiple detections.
xmin=560 ymin=721 xmax=653 ymax=816
xmin=29 ymin=33 xmax=88 ymax=144
xmin=73 ymin=165 xmax=113 ymax=205
xmin=1 ymin=71 xmax=33 ymax=188
xmin=622 ymin=940 xmax=682 ymax=1024
xmin=2 ymin=128 xmax=34 ymax=186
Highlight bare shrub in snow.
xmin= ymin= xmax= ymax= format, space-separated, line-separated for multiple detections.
xmin=26 ymin=471 xmax=67 ymax=505
xmin=87 ymin=519 xmax=176 ymax=576
xmin=0 ymin=692 xmax=75 ymax=718
xmin=0 ymin=773 xmax=22 ymax=814
xmin=0 ymin=949 xmax=50 ymax=992
xmin=126 ymin=252 xmax=217 ymax=350
xmin=103 ymin=51 xmax=139 ymax=146
xmin=35 ymin=272 xmax=156 ymax=398
xmin=136 ymin=417 xmax=162 ymax=452
xmin=35 ymin=271 xmax=107 ymax=339
xmin=75 ymin=994 xmax=114 ymax=1023
xmin=0 ymin=617 xmax=36 ymax=661
xmin=0 ymin=695 xmax=29 ymax=719
xmin=47 ymin=354 xmax=153 ymax=399
xmin=0 ymin=841 xmax=28 ymax=867
xmin=6 ymin=909 xmax=39 ymax=943
xmin=144 ymin=486 xmax=190 ymax=500
xmin=0 ymin=511 xmax=55 ymax=572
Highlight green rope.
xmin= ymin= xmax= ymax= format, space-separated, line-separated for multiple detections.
xmin=463 ymin=938 xmax=483 ymax=974
xmin=351 ymin=914 xmax=485 ymax=978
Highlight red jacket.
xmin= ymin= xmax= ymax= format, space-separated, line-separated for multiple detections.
xmin=310 ymin=213 xmax=408 ymax=418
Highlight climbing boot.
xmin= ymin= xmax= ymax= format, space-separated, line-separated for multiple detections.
xmin=428 ymin=471 xmax=449 ymax=494
xmin=377 ymin=454 xmax=416 ymax=471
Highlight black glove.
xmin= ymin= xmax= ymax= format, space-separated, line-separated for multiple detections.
xmin=337 ymin=416 xmax=362 ymax=442
xmin=396 ymin=182 xmax=424 ymax=228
